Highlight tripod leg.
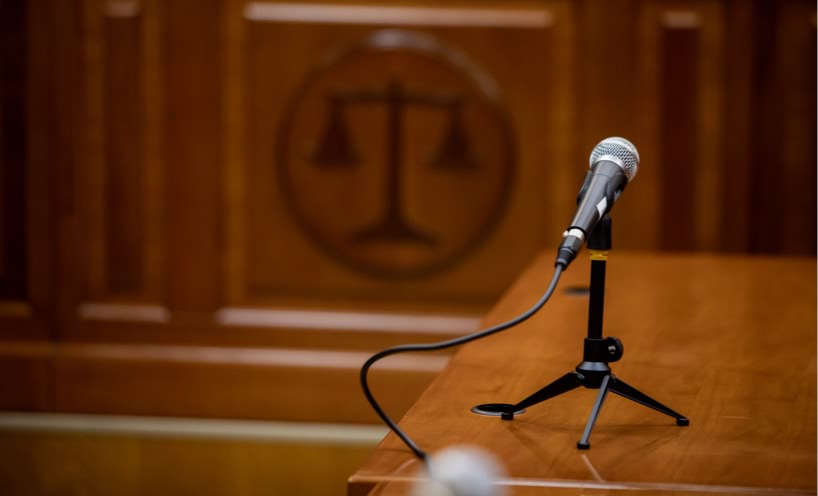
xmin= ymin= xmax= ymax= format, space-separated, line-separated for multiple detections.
xmin=608 ymin=377 xmax=689 ymax=426
xmin=502 ymin=372 xmax=583 ymax=420
xmin=577 ymin=374 xmax=612 ymax=449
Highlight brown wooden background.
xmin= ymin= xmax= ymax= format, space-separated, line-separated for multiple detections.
xmin=1 ymin=0 xmax=815 ymax=427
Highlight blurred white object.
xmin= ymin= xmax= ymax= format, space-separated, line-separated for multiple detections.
xmin=411 ymin=445 xmax=507 ymax=496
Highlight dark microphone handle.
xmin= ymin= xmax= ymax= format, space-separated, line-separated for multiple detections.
xmin=555 ymin=161 xmax=628 ymax=268
xmin=568 ymin=161 xmax=628 ymax=235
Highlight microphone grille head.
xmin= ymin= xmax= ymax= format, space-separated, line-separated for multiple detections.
xmin=589 ymin=137 xmax=640 ymax=182
xmin=413 ymin=445 xmax=507 ymax=496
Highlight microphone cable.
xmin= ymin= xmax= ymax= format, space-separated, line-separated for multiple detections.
xmin=359 ymin=264 xmax=564 ymax=462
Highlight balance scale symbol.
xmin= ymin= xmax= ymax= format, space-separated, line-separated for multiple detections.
xmin=309 ymin=77 xmax=481 ymax=246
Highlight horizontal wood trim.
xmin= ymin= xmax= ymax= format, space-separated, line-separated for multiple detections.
xmin=216 ymin=307 xmax=480 ymax=334
xmin=105 ymin=0 xmax=141 ymax=18
xmin=68 ymin=306 xmax=480 ymax=351
xmin=661 ymin=11 xmax=701 ymax=28
xmin=44 ymin=342 xmax=443 ymax=423
xmin=77 ymin=303 xmax=171 ymax=323
xmin=0 ymin=301 xmax=32 ymax=318
xmin=0 ymin=340 xmax=445 ymax=423
xmin=0 ymin=412 xmax=387 ymax=445
xmin=0 ymin=308 xmax=49 ymax=341
xmin=244 ymin=3 xmax=555 ymax=28
xmin=55 ymin=343 xmax=448 ymax=371
xmin=66 ymin=319 xmax=471 ymax=352
xmin=350 ymin=475 xmax=817 ymax=496
xmin=0 ymin=341 xmax=52 ymax=411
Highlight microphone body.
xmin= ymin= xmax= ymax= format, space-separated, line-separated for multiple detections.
xmin=556 ymin=138 xmax=640 ymax=268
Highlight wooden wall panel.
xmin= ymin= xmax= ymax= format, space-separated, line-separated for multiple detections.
xmin=0 ymin=0 xmax=814 ymax=426
xmin=229 ymin=2 xmax=576 ymax=313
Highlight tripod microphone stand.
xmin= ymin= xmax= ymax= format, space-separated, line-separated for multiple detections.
xmin=473 ymin=215 xmax=689 ymax=449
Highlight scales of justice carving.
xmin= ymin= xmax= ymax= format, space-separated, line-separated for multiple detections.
xmin=277 ymin=30 xmax=514 ymax=278
xmin=311 ymin=78 xmax=479 ymax=246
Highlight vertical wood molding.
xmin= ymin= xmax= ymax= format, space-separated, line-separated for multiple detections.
xmin=749 ymin=0 xmax=817 ymax=254
xmin=719 ymin=0 xmax=754 ymax=252
xmin=659 ymin=15 xmax=700 ymax=250
xmin=162 ymin=0 xmax=225 ymax=312
xmin=24 ymin=0 xmax=53 ymax=329
xmin=51 ymin=0 xmax=84 ymax=337
xmin=638 ymin=1 xmax=725 ymax=252
xmin=143 ymin=0 xmax=164 ymax=304
xmin=103 ymin=5 xmax=146 ymax=293
xmin=76 ymin=0 xmax=162 ymax=303
xmin=81 ymin=0 xmax=106 ymax=300
xmin=690 ymin=3 xmax=724 ymax=252
xmin=225 ymin=0 xmax=246 ymax=306
xmin=540 ymin=2 xmax=578 ymax=256
xmin=0 ymin=0 xmax=29 ymax=301
xmin=776 ymin=1 xmax=816 ymax=254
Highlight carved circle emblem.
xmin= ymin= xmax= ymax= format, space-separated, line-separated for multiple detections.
xmin=277 ymin=30 xmax=515 ymax=278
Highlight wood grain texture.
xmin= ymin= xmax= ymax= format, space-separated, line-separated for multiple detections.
xmin=350 ymin=252 xmax=817 ymax=495
xmin=0 ymin=429 xmax=375 ymax=496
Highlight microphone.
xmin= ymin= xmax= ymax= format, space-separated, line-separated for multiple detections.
xmin=555 ymin=137 xmax=640 ymax=268
xmin=411 ymin=445 xmax=507 ymax=496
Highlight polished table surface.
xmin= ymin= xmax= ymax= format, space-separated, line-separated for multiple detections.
xmin=348 ymin=252 xmax=817 ymax=496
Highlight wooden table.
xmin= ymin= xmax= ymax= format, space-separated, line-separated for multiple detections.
xmin=349 ymin=252 xmax=817 ymax=495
